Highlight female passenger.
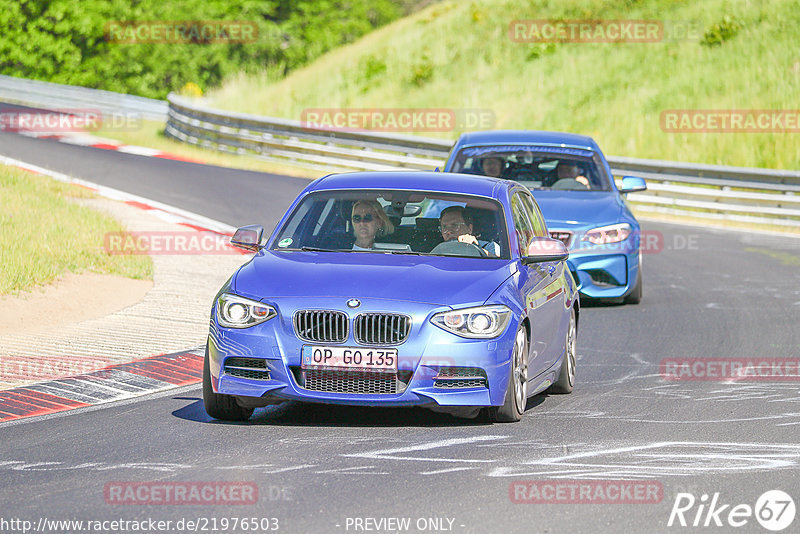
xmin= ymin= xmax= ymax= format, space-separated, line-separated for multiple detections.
xmin=351 ymin=199 xmax=394 ymax=250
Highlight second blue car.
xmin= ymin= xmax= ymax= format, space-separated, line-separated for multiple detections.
xmin=444 ymin=130 xmax=647 ymax=304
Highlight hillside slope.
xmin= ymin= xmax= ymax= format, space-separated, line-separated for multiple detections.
xmin=206 ymin=0 xmax=799 ymax=169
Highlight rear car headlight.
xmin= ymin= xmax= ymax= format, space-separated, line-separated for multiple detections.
xmin=582 ymin=223 xmax=631 ymax=245
xmin=217 ymin=293 xmax=276 ymax=329
xmin=431 ymin=305 xmax=512 ymax=339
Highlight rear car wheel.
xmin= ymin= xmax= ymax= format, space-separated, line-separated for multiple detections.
xmin=487 ymin=326 xmax=528 ymax=422
xmin=203 ymin=346 xmax=254 ymax=421
xmin=549 ymin=307 xmax=576 ymax=394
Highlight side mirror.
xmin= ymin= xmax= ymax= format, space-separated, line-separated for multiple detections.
xmin=230 ymin=225 xmax=264 ymax=252
xmin=619 ymin=176 xmax=647 ymax=193
xmin=522 ymin=237 xmax=569 ymax=264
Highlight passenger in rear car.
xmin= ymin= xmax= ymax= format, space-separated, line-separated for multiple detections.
xmin=351 ymin=200 xmax=395 ymax=250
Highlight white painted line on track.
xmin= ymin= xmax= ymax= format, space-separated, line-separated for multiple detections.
xmin=342 ymin=435 xmax=510 ymax=463
xmin=0 ymin=154 xmax=235 ymax=234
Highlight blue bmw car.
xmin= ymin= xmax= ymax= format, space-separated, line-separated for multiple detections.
xmin=204 ymin=171 xmax=578 ymax=423
xmin=444 ymin=131 xmax=647 ymax=304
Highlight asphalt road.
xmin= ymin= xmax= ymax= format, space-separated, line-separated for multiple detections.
xmin=1 ymin=132 xmax=799 ymax=534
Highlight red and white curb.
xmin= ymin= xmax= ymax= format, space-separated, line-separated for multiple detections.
xmin=17 ymin=130 xmax=203 ymax=163
xmin=0 ymin=350 xmax=204 ymax=423
xmin=0 ymin=154 xmax=236 ymax=235
xmin=0 ymin=155 xmax=245 ymax=423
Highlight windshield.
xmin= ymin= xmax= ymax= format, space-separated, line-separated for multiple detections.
xmin=451 ymin=145 xmax=611 ymax=191
xmin=270 ymin=189 xmax=510 ymax=259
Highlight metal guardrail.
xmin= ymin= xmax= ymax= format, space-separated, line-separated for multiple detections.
xmin=1 ymin=76 xmax=797 ymax=228
xmin=0 ymin=75 xmax=167 ymax=121
xmin=166 ymin=94 xmax=800 ymax=228
xmin=165 ymin=94 xmax=449 ymax=173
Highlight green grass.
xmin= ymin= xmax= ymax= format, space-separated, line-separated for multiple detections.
xmin=203 ymin=0 xmax=800 ymax=170
xmin=0 ymin=164 xmax=152 ymax=295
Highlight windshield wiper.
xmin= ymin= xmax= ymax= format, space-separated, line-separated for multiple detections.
xmin=389 ymin=250 xmax=427 ymax=255
xmin=300 ymin=246 xmax=340 ymax=252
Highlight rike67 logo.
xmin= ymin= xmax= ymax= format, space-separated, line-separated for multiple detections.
xmin=668 ymin=490 xmax=795 ymax=531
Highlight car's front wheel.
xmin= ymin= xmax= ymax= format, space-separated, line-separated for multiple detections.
xmin=203 ymin=346 xmax=254 ymax=421
xmin=487 ymin=326 xmax=528 ymax=423
xmin=624 ymin=270 xmax=643 ymax=304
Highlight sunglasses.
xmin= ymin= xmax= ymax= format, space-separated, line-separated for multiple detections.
xmin=351 ymin=213 xmax=374 ymax=223
xmin=440 ymin=222 xmax=467 ymax=232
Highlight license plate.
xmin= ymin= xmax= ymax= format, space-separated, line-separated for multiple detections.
xmin=301 ymin=345 xmax=397 ymax=372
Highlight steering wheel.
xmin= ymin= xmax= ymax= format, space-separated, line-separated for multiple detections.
xmin=551 ymin=178 xmax=590 ymax=190
xmin=430 ymin=239 xmax=488 ymax=258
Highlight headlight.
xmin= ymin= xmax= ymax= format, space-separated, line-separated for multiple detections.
xmin=216 ymin=293 xmax=276 ymax=328
xmin=431 ymin=305 xmax=512 ymax=339
xmin=582 ymin=223 xmax=631 ymax=245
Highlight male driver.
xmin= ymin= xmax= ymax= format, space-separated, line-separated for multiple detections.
xmin=555 ymin=161 xmax=590 ymax=188
xmin=439 ymin=206 xmax=500 ymax=256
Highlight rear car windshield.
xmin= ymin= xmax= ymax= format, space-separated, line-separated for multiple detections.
xmin=450 ymin=146 xmax=611 ymax=191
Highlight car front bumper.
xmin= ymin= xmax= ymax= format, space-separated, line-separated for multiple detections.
xmin=207 ymin=297 xmax=518 ymax=408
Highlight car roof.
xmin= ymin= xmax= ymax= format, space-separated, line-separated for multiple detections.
xmin=307 ymin=171 xmax=512 ymax=199
xmin=453 ymin=130 xmax=600 ymax=152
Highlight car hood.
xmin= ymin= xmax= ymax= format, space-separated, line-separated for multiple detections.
xmin=531 ymin=191 xmax=623 ymax=229
xmin=233 ymin=251 xmax=516 ymax=307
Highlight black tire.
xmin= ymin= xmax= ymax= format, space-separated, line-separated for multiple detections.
xmin=549 ymin=307 xmax=576 ymax=394
xmin=624 ymin=269 xmax=643 ymax=305
xmin=203 ymin=346 xmax=254 ymax=421
xmin=487 ymin=326 xmax=528 ymax=423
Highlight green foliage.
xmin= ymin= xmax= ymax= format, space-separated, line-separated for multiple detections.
xmin=526 ymin=43 xmax=557 ymax=61
xmin=700 ymin=16 xmax=743 ymax=47
xmin=360 ymin=54 xmax=387 ymax=83
xmin=205 ymin=0 xmax=800 ymax=170
xmin=409 ymin=51 xmax=434 ymax=87
xmin=0 ymin=0 xmax=409 ymax=99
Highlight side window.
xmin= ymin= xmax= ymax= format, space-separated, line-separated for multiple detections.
xmin=511 ymin=193 xmax=535 ymax=250
xmin=519 ymin=193 xmax=547 ymax=237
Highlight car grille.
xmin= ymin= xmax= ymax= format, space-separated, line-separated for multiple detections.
xmin=433 ymin=367 xmax=488 ymax=389
xmin=224 ymin=357 xmax=270 ymax=380
xmin=301 ymin=369 xmax=398 ymax=394
xmin=354 ymin=313 xmax=411 ymax=345
xmin=293 ymin=310 xmax=348 ymax=343
xmin=549 ymin=230 xmax=574 ymax=248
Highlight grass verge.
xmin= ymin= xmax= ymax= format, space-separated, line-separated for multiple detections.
xmin=0 ymin=164 xmax=152 ymax=295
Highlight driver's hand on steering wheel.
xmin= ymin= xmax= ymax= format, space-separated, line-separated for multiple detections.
xmin=457 ymin=234 xmax=479 ymax=246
